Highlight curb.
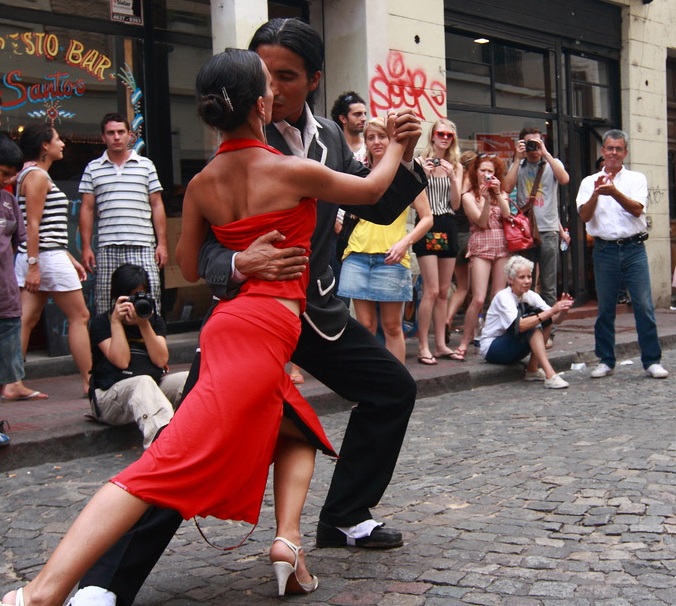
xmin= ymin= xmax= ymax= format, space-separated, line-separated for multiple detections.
xmin=4 ymin=332 xmax=676 ymax=473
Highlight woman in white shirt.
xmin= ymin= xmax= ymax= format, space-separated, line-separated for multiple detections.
xmin=480 ymin=255 xmax=573 ymax=388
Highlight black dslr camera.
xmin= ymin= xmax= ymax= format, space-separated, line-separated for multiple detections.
xmin=525 ymin=140 xmax=539 ymax=152
xmin=128 ymin=292 xmax=156 ymax=319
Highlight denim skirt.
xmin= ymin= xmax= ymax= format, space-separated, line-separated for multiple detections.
xmin=338 ymin=253 xmax=413 ymax=302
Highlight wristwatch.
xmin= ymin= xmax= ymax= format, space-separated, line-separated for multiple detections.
xmin=27 ymin=256 xmax=39 ymax=265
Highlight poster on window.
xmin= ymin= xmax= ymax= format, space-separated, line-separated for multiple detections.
xmin=110 ymin=0 xmax=143 ymax=26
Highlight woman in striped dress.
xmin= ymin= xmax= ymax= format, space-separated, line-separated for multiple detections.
xmin=10 ymin=123 xmax=91 ymax=396
xmin=412 ymin=119 xmax=463 ymax=364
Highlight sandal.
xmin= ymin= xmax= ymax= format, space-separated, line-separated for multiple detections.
xmin=417 ymin=355 xmax=437 ymax=366
xmin=449 ymin=348 xmax=466 ymax=361
xmin=271 ymin=537 xmax=318 ymax=596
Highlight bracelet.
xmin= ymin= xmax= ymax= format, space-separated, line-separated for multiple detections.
xmin=536 ymin=314 xmax=542 ymax=322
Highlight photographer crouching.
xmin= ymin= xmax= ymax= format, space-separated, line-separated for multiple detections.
xmin=88 ymin=263 xmax=188 ymax=447
xmin=478 ymin=255 xmax=573 ymax=389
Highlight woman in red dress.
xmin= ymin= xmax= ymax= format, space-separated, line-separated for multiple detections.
xmin=2 ymin=49 xmax=405 ymax=606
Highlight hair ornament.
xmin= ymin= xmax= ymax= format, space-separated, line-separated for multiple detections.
xmin=221 ymin=87 xmax=234 ymax=112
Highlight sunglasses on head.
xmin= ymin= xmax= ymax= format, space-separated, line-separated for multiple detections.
xmin=435 ymin=132 xmax=454 ymax=140
xmin=478 ymin=153 xmax=498 ymax=159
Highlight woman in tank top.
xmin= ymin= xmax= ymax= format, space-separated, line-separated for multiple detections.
xmin=412 ymin=119 xmax=463 ymax=364
xmin=4 ymin=123 xmax=91 ymax=399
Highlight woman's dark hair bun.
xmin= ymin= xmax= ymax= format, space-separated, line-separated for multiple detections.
xmin=198 ymin=94 xmax=231 ymax=128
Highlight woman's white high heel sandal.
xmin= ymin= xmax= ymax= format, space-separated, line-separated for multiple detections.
xmin=0 ymin=587 xmax=25 ymax=606
xmin=270 ymin=536 xmax=319 ymax=596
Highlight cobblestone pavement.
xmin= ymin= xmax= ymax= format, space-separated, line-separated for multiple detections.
xmin=2 ymin=349 xmax=676 ymax=605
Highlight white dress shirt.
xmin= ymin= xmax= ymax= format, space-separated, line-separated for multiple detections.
xmin=576 ymin=166 xmax=647 ymax=240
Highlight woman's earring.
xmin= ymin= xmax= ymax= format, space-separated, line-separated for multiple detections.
xmin=40 ymin=153 xmax=47 ymax=162
xmin=260 ymin=113 xmax=268 ymax=145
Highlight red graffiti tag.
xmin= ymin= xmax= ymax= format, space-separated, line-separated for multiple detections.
xmin=369 ymin=51 xmax=446 ymax=120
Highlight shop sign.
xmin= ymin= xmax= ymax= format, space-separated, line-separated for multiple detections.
xmin=0 ymin=33 xmax=116 ymax=120
xmin=476 ymin=133 xmax=518 ymax=161
xmin=110 ymin=0 xmax=143 ymax=26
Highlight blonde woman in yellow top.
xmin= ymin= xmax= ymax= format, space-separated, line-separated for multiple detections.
xmin=338 ymin=118 xmax=432 ymax=363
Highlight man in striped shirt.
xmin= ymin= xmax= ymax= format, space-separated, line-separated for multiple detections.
xmin=79 ymin=113 xmax=167 ymax=314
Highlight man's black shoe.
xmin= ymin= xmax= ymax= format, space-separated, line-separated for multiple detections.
xmin=316 ymin=521 xmax=403 ymax=549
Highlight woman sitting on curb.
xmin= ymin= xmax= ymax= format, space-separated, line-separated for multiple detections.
xmin=479 ymin=255 xmax=574 ymax=389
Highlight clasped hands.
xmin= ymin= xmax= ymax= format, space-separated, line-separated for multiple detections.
xmin=593 ymin=173 xmax=617 ymax=197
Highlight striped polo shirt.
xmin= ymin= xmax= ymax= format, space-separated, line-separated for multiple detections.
xmin=79 ymin=150 xmax=163 ymax=247
xmin=17 ymin=166 xmax=69 ymax=253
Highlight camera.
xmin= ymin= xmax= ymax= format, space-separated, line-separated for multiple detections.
xmin=128 ymin=292 xmax=156 ymax=319
xmin=432 ymin=158 xmax=441 ymax=166
xmin=525 ymin=140 xmax=539 ymax=152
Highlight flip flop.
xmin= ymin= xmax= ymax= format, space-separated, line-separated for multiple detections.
xmin=417 ymin=355 xmax=437 ymax=366
xmin=448 ymin=348 xmax=466 ymax=362
xmin=1 ymin=391 xmax=49 ymax=402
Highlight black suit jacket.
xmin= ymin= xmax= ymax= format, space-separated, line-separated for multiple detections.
xmin=200 ymin=116 xmax=427 ymax=339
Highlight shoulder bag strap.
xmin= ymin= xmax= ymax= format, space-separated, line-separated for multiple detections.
xmin=522 ymin=160 xmax=546 ymax=213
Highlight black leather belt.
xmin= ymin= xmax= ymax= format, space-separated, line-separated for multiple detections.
xmin=596 ymin=232 xmax=648 ymax=246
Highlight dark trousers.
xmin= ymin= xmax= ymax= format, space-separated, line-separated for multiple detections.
xmin=79 ymin=315 xmax=416 ymax=605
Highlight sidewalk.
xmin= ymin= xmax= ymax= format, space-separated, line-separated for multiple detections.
xmin=2 ymin=303 xmax=675 ymax=472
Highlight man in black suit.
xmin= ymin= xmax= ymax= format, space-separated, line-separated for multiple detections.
xmin=69 ymin=18 xmax=426 ymax=606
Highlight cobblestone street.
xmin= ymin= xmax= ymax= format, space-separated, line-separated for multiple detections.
xmin=3 ymin=348 xmax=676 ymax=605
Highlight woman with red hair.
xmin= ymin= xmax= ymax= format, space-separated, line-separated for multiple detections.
xmin=449 ymin=154 xmax=511 ymax=361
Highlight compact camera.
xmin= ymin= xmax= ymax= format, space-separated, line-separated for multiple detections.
xmin=128 ymin=292 xmax=156 ymax=319
xmin=432 ymin=158 xmax=441 ymax=166
xmin=525 ymin=140 xmax=539 ymax=152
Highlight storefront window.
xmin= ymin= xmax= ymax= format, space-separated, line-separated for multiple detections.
xmin=448 ymin=109 xmax=550 ymax=164
xmin=567 ymin=53 xmax=612 ymax=119
xmin=445 ymin=32 xmax=554 ymax=113
xmin=0 ymin=20 xmax=143 ymax=169
xmin=161 ymin=0 xmax=211 ymax=36
xmin=0 ymin=8 xmax=213 ymax=340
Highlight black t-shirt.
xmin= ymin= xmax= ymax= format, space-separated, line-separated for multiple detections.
xmin=90 ymin=312 xmax=167 ymax=391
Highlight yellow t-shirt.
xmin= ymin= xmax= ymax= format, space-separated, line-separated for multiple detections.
xmin=342 ymin=208 xmax=411 ymax=269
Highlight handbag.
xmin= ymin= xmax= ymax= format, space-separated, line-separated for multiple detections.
xmin=509 ymin=301 xmax=550 ymax=341
xmin=502 ymin=208 xmax=534 ymax=252
xmin=424 ymin=231 xmax=450 ymax=252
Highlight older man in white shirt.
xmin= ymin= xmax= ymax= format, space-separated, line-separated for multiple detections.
xmin=576 ymin=128 xmax=667 ymax=379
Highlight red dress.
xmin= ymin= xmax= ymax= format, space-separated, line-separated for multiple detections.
xmin=112 ymin=139 xmax=335 ymax=523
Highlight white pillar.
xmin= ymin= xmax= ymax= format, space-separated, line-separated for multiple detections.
xmin=211 ymin=0 xmax=268 ymax=53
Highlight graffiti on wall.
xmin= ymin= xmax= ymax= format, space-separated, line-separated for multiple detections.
xmin=647 ymin=186 xmax=664 ymax=209
xmin=369 ymin=51 xmax=446 ymax=121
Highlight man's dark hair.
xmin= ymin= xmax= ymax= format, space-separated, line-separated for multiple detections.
xmin=330 ymin=91 xmax=365 ymax=126
xmin=196 ymin=48 xmax=266 ymax=133
xmin=100 ymin=112 xmax=130 ymax=133
xmin=110 ymin=263 xmax=150 ymax=303
xmin=519 ymin=126 xmax=541 ymax=140
xmin=18 ymin=123 xmax=55 ymax=161
xmin=0 ymin=133 xmax=23 ymax=170
xmin=249 ymin=18 xmax=324 ymax=108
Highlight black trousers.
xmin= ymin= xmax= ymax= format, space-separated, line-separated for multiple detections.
xmin=79 ymin=315 xmax=416 ymax=605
